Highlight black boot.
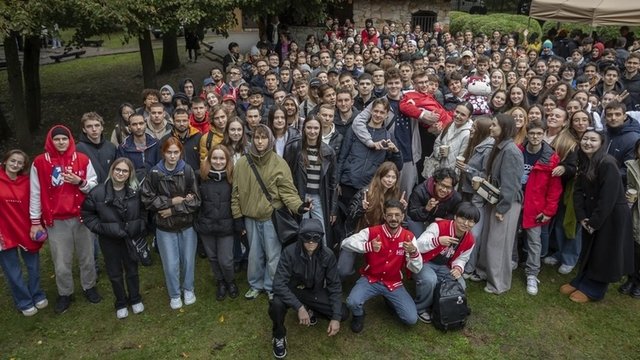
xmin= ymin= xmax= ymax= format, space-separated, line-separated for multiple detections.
xmin=227 ymin=281 xmax=239 ymax=299
xmin=216 ymin=280 xmax=227 ymax=301
xmin=619 ymin=280 xmax=634 ymax=295
xmin=350 ymin=314 xmax=365 ymax=333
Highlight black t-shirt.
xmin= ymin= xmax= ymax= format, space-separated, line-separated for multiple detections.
xmin=522 ymin=146 xmax=542 ymax=188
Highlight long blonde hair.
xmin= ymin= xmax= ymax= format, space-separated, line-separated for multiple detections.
xmin=358 ymin=162 xmax=400 ymax=231
xmin=551 ymin=128 xmax=577 ymax=161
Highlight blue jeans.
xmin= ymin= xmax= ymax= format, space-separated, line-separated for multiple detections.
xmin=156 ymin=227 xmax=197 ymax=299
xmin=245 ymin=217 xmax=281 ymax=292
xmin=303 ymin=193 xmax=326 ymax=245
xmin=551 ymin=204 xmax=582 ymax=267
xmin=346 ymin=277 xmax=418 ymax=325
xmin=0 ymin=248 xmax=46 ymax=311
xmin=414 ymin=262 xmax=466 ymax=313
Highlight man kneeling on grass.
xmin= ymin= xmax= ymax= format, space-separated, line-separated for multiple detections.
xmin=342 ymin=199 xmax=423 ymax=333
xmin=413 ymin=202 xmax=479 ymax=323
xmin=269 ymin=219 xmax=349 ymax=359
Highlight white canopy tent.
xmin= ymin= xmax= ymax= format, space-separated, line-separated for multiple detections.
xmin=529 ymin=0 xmax=640 ymax=26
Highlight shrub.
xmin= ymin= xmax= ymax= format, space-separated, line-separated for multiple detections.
xmin=540 ymin=21 xmax=640 ymax=43
xmin=449 ymin=11 xmax=542 ymax=42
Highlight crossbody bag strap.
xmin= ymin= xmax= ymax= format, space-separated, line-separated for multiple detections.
xmin=246 ymin=154 xmax=274 ymax=205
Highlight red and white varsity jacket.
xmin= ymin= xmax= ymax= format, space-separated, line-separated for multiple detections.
xmin=341 ymin=224 xmax=423 ymax=291
xmin=415 ymin=219 xmax=475 ymax=274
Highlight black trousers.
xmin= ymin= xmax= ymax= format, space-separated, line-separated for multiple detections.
xmin=268 ymin=287 xmax=349 ymax=338
xmin=99 ymin=237 xmax=141 ymax=310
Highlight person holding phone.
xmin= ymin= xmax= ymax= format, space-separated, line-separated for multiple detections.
xmin=413 ymin=202 xmax=480 ymax=323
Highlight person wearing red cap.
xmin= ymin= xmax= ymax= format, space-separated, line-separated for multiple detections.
xmin=29 ymin=125 xmax=100 ymax=314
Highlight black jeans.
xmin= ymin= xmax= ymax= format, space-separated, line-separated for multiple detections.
xmin=99 ymin=237 xmax=141 ymax=310
xmin=268 ymin=287 xmax=349 ymax=338
xmin=201 ymin=233 xmax=235 ymax=283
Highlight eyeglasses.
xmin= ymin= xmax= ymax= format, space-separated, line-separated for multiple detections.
xmin=457 ymin=217 xmax=476 ymax=226
xmin=113 ymin=168 xmax=130 ymax=174
xmin=302 ymin=233 xmax=323 ymax=243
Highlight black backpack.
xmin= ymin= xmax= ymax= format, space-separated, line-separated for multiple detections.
xmin=431 ymin=276 xmax=470 ymax=331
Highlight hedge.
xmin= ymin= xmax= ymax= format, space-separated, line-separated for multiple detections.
xmin=540 ymin=21 xmax=640 ymax=43
xmin=449 ymin=11 xmax=543 ymax=40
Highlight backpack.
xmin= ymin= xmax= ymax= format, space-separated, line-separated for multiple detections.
xmin=431 ymin=276 xmax=470 ymax=331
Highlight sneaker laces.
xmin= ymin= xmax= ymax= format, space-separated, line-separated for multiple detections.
xmin=274 ymin=338 xmax=285 ymax=348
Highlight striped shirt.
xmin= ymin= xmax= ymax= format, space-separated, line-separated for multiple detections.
xmin=305 ymin=148 xmax=321 ymax=195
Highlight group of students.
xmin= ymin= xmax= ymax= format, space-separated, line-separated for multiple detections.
xmin=2 ymin=18 xmax=640 ymax=359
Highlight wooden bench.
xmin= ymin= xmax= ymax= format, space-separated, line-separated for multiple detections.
xmin=49 ymin=50 xmax=86 ymax=63
xmin=83 ymin=39 xmax=104 ymax=47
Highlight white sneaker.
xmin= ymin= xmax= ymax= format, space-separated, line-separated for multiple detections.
xmin=131 ymin=302 xmax=145 ymax=314
xmin=543 ymin=256 xmax=559 ymax=266
xmin=116 ymin=308 xmax=129 ymax=319
xmin=184 ymin=290 xmax=196 ymax=305
xmin=22 ymin=306 xmax=38 ymax=316
xmin=526 ymin=275 xmax=540 ymax=295
xmin=35 ymin=299 xmax=48 ymax=310
xmin=170 ymin=297 xmax=183 ymax=310
xmin=558 ymin=264 xmax=574 ymax=275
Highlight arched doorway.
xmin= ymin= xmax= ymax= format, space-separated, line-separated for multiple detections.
xmin=411 ymin=10 xmax=437 ymax=33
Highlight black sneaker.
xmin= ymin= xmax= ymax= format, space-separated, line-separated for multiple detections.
xmin=227 ymin=281 xmax=239 ymax=299
xmin=350 ymin=314 xmax=365 ymax=333
xmin=54 ymin=295 xmax=73 ymax=314
xmin=272 ymin=337 xmax=287 ymax=359
xmin=216 ymin=280 xmax=227 ymax=301
xmin=84 ymin=287 xmax=102 ymax=304
xmin=308 ymin=310 xmax=317 ymax=326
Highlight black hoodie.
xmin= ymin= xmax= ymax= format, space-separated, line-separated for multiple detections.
xmin=76 ymin=133 xmax=117 ymax=183
xmin=272 ymin=218 xmax=343 ymax=320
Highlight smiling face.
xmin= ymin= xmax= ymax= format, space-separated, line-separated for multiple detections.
xmin=383 ymin=206 xmax=404 ymax=230
xmin=511 ymin=109 xmax=526 ymax=128
xmin=491 ymin=92 xmax=506 ymax=108
xmin=4 ymin=153 xmax=26 ymax=177
xmin=580 ymin=131 xmax=602 ymax=157
xmin=547 ymin=108 xmax=566 ymax=129
xmin=454 ymin=104 xmax=471 ymax=126
xmin=209 ymin=149 xmax=227 ymax=171
xmin=370 ymin=103 xmax=388 ymax=127
xmin=509 ymin=87 xmax=524 ymax=105
xmin=111 ymin=161 xmax=131 ymax=185
xmin=271 ymin=109 xmax=287 ymax=132
xmin=571 ymin=111 xmax=590 ymax=136
xmin=434 ymin=177 xmax=454 ymax=199
xmin=304 ymin=118 xmax=321 ymax=143
xmin=528 ymin=107 xmax=542 ymax=123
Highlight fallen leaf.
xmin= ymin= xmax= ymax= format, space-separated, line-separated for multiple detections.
xmin=37 ymin=340 xmax=43 ymax=345
xmin=181 ymin=352 xmax=189 ymax=358
xmin=218 ymin=315 xmax=224 ymax=323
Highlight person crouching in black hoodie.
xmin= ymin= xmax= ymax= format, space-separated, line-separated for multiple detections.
xmin=268 ymin=218 xmax=350 ymax=359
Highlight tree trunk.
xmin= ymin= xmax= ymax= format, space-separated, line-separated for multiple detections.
xmin=0 ymin=103 xmax=12 ymax=142
xmin=3 ymin=33 xmax=31 ymax=147
xmin=138 ymin=30 xmax=157 ymax=88
xmin=159 ymin=30 xmax=180 ymax=73
xmin=23 ymin=35 xmax=42 ymax=132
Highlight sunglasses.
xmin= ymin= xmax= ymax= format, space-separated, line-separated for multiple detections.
xmin=302 ymin=233 xmax=323 ymax=243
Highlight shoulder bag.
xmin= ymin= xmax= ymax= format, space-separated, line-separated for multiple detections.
xmin=246 ymin=155 xmax=299 ymax=245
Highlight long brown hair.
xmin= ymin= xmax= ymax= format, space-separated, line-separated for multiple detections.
xmin=301 ymin=117 xmax=323 ymax=168
xmin=359 ymin=162 xmax=400 ymax=230
xmin=486 ymin=114 xmax=518 ymax=177
xmin=199 ymin=144 xmax=233 ymax=184
xmin=462 ymin=116 xmax=492 ymax=161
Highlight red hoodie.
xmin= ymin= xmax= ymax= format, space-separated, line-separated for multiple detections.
xmin=400 ymin=90 xmax=453 ymax=130
xmin=189 ymin=112 xmax=211 ymax=134
xmin=30 ymin=125 xmax=97 ymax=226
xmin=0 ymin=169 xmax=44 ymax=252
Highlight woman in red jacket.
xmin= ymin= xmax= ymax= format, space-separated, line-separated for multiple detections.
xmin=0 ymin=150 xmax=47 ymax=316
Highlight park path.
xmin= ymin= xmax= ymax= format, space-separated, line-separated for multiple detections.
xmin=1 ymin=30 xmax=260 ymax=66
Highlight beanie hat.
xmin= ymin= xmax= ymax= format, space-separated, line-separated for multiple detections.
xmin=51 ymin=126 xmax=71 ymax=139
xmin=543 ymin=40 xmax=553 ymax=49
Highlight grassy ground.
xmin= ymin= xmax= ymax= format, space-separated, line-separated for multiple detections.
xmin=1 ymin=50 xmax=640 ymax=360
xmin=1 ymin=245 xmax=640 ymax=360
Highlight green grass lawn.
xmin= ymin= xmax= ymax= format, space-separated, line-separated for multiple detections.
xmin=1 ymin=50 xmax=640 ymax=359
xmin=1 ymin=245 xmax=640 ymax=359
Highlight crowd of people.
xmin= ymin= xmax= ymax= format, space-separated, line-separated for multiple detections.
xmin=2 ymin=17 xmax=640 ymax=359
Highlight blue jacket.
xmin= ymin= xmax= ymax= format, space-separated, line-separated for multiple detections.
xmin=117 ymin=134 xmax=159 ymax=181
xmin=337 ymin=126 xmax=403 ymax=190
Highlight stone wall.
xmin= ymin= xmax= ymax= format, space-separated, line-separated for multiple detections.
xmin=352 ymin=0 xmax=451 ymax=29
